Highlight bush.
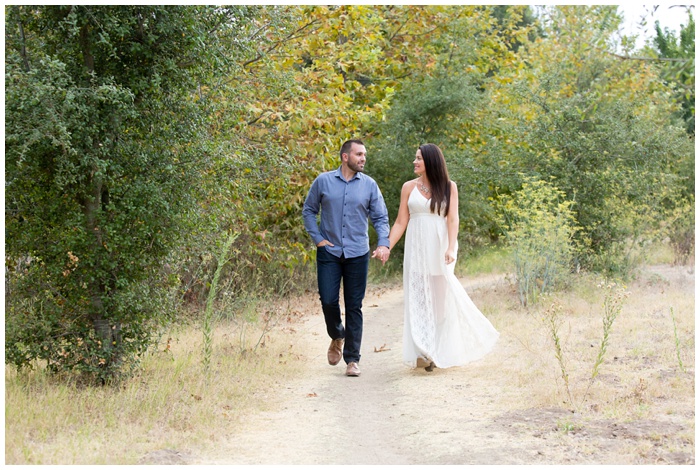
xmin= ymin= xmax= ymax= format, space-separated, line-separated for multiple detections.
xmin=4 ymin=6 xmax=243 ymax=382
xmin=5 ymin=258 xmax=179 ymax=383
xmin=496 ymin=177 xmax=581 ymax=306
xmin=666 ymin=198 xmax=695 ymax=266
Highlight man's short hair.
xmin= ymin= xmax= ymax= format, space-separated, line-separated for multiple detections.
xmin=340 ymin=139 xmax=365 ymax=158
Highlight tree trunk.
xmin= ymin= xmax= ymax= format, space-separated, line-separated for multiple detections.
xmin=14 ymin=7 xmax=31 ymax=72
xmin=78 ymin=19 xmax=123 ymax=363
xmin=81 ymin=176 xmax=117 ymax=353
xmin=79 ymin=22 xmax=94 ymax=74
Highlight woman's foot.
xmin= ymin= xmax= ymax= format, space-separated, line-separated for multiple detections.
xmin=416 ymin=357 xmax=434 ymax=371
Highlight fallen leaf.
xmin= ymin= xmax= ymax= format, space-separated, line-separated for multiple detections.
xmin=374 ymin=343 xmax=391 ymax=353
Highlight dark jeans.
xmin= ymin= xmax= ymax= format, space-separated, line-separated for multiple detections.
xmin=316 ymin=247 xmax=369 ymax=364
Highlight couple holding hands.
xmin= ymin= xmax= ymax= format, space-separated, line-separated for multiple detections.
xmin=302 ymin=139 xmax=498 ymax=377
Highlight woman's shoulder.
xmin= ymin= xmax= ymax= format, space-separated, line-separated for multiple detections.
xmin=402 ymin=179 xmax=419 ymax=191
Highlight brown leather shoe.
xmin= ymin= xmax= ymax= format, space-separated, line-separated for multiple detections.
xmin=346 ymin=362 xmax=361 ymax=377
xmin=327 ymin=338 xmax=344 ymax=366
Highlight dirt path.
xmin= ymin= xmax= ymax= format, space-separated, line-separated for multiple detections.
xmin=202 ymin=274 xmax=546 ymax=464
xmin=201 ymin=271 xmax=694 ymax=465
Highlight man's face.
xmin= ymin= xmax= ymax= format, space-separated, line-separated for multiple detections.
xmin=344 ymin=143 xmax=366 ymax=173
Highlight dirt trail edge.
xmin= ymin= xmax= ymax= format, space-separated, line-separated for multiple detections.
xmin=200 ymin=270 xmax=694 ymax=465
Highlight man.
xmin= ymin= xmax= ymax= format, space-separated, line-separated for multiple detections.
xmin=302 ymin=139 xmax=391 ymax=377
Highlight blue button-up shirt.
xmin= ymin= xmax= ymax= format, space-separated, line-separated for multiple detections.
xmin=302 ymin=167 xmax=390 ymax=259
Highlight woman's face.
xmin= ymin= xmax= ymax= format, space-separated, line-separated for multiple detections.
xmin=413 ymin=149 xmax=425 ymax=176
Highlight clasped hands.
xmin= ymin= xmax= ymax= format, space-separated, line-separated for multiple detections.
xmin=371 ymin=245 xmax=390 ymax=265
xmin=317 ymin=240 xmax=391 ymax=265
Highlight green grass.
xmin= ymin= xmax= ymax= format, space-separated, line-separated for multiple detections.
xmin=458 ymin=244 xmax=512 ymax=277
xmin=368 ymin=243 xmax=511 ymax=283
xmin=642 ymin=241 xmax=676 ymax=265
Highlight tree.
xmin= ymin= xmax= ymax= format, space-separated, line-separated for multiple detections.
xmin=214 ymin=6 xmax=504 ymax=266
xmin=488 ymin=5 xmax=694 ymax=276
xmin=651 ymin=9 xmax=694 ymax=135
xmin=370 ymin=5 xmax=538 ymax=254
xmin=5 ymin=6 xmax=249 ymax=381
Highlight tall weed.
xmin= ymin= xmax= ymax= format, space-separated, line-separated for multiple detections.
xmin=202 ymin=232 xmax=239 ymax=371
xmin=541 ymin=300 xmax=573 ymax=405
xmin=590 ymin=282 xmax=629 ymax=380
xmin=540 ymin=281 xmax=629 ymax=410
xmin=669 ymin=307 xmax=686 ymax=373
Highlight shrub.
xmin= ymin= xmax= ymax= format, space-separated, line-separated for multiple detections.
xmin=496 ymin=177 xmax=581 ymax=306
xmin=666 ymin=198 xmax=695 ymax=266
xmin=4 ymin=6 xmax=244 ymax=382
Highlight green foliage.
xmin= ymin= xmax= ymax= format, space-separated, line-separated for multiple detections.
xmin=651 ymin=10 xmax=695 ymax=135
xmin=5 ymin=6 xmax=245 ymax=382
xmin=491 ymin=6 xmax=694 ymax=277
xmin=496 ymin=178 xmax=580 ymax=306
xmin=5 ymin=258 xmax=180 ymax=383
xmin=382 ymin=75 xmax=482 ymax=145
xmin=664 ymin=197 xmax=695 ymax=266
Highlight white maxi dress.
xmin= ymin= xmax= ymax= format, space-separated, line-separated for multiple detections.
xmin=403 ymin=186 xmax=499 ymax=368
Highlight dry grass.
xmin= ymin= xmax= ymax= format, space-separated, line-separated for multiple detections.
xmin=5 ymin=249 xmax=694 ymax=464
xmin=5 ymin=302 xmax=307 ymax=465
xmin=469 ymin=263 xmax=694 ymax=427
xmin=456 ymin=260 xmax=694 ymax=464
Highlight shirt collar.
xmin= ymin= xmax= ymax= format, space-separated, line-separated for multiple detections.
xmin=334 ymin=166 xmax=361 ymax=183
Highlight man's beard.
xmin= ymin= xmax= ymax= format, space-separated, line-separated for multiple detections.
xmin=348 ymin=160 xmax=365 ymax=173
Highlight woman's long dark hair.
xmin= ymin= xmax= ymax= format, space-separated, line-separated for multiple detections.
xmin=419 ymin=143 xmax=451 ymax=217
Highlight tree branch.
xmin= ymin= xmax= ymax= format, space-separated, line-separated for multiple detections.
xmin=243 ymin=19 xmax=320 ymax=68
xmin=606 ymin=50 xmax=692 ymax=63
xmin=388 ymin=15 xmax=412 ymax=43
xmin=14 ymin=6 xmax=30 ymax=72
xmin=247 ymin=111 xmax=270 ymax=125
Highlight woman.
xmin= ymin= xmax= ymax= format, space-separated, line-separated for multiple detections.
xmin=387 ymin=144 xmax=499 ymax=371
